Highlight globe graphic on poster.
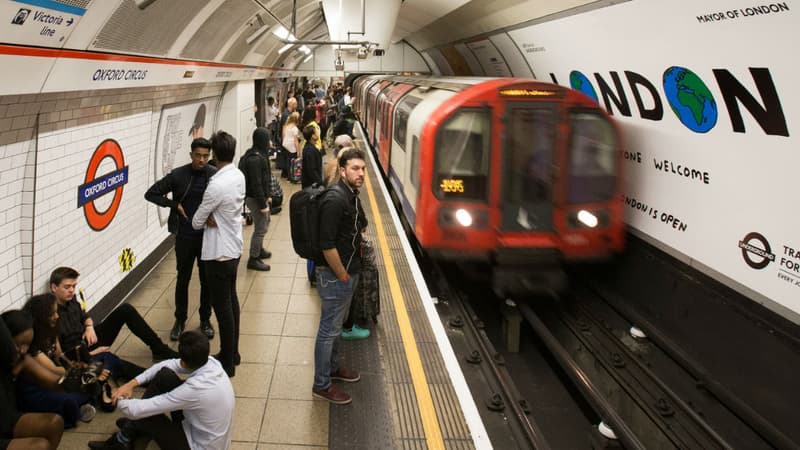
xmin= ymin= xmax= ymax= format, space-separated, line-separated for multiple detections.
xmin=569 ymin=71 xmax=598 ymax=102
xmin=662 ymin=66 xmax=718 ymax=133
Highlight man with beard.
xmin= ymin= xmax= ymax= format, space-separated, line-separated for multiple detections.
xmin=311 ymin=149 xmax=368 ymax=405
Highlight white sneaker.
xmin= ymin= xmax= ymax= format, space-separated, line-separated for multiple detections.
xmin=79 ymin=403 xmax=96 ymax=423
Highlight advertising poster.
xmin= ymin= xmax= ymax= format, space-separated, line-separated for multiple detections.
xmin=153 ymin=97 xmax=220 ymax=225
xmin=426 ymin=47 xmax=454 ymax=75
xmin=440 ymin=45 xmax=474 ymax=76
xmin=465 ymin=37 xmax=512 ymax=77
xmin=455 ymin=43 xmax=485 ymax=76
xmin=489 ymin=33 xmax=533 ymax=78
xmin=508 ymin=0 xmax=798 ymax=314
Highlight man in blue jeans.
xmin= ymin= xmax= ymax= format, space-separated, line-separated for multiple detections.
xmin=312 ymin=148 xmax=368 ymax=405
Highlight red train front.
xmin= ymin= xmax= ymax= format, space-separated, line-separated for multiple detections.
xmin=351 ymin=75 xmax=625 ymax=295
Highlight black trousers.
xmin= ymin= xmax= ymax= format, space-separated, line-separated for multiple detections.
xmin=174 ymin=237 xmax=212 ymax=323
xmin=126 ymin=368 xmax=189 ymax=450
xmin=205 ymin=259 xmax=240 ymax=375
xmin=94 ymin=304 xmax=165 ymax=352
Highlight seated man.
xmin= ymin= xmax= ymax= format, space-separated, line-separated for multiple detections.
xmin=88 ymin=330 xmax=235 ymax=450
xmin=50 ymin=267 xmax=177 ymax=365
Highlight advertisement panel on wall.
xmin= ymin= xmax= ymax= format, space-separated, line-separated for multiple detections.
xmin=153 ymin=98 xmax=220 ymax=225
xmin=508 ymin=0 xmax=798 ymax=315
xmin=426 ymin=47 xmax=454 ymax=76
xmin=465 ymin=37 xmax=512 ymax=77
xmin=440 ymin=45 xmax=474 ymax=76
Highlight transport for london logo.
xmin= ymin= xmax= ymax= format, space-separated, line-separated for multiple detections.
xmin=738 ymin=232 xmax=775 ymax=270
xmin=77 ymin=139 xmax=128 ymax=231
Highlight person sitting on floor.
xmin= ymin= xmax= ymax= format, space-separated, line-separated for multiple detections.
xmin=8 ymin=299 xmax=101 ymax=428
xmin=0 ymin=310 xmax=64 ymax=450
xmin=49 ymin=267 xmax=177 ymax=371
xmin=88 ymin=330 xmax=235 ymax=450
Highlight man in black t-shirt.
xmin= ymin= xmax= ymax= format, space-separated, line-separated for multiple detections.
xmin=50 ymin=267 xmax=177 ymax=366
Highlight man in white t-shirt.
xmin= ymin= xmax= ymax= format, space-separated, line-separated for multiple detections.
xmin=88 ymin=330 xmax=235 ymax=450
xmin=191 ymin=131 xmax=245 ymax=377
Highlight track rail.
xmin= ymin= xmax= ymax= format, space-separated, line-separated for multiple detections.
xmin=428 ymin=261 xmax=551 ymax=449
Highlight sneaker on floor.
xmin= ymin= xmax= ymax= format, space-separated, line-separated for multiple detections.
xmin=330 ymin=367 xmax=361 ymax=382
xmin=88 ymin=433 xmax=129 ymax=450
xmin=341 ymin=324 xmax=370 ymax=341
xmin=247 ymin=257 xmax=270 ymax=271
xmin=152 ymin=346 xmax=179 ymax=362
xmin=169 ymin=320 xmax=185 ymax=341
xmin=79 ymin=403 xmax=96 ymax=423
xmin=115 ymin=417 xmax=132 ymax=430
xmin=200 ymin=320 xmax=215 ymax=339
xmin=312 ymin=384 xmax=352 ymax=404
xmin=213 ymin=352 xmax=241 ymax=366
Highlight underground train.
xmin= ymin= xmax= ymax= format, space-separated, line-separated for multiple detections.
xmin=348 ymin=74 xmax=626 ymax=295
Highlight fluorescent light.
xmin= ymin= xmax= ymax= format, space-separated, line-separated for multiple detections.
xmin=272 ymin=25 xmax=289 ymax=39
xmin=303 ymin=54 xmax=313 ymax=63
xmin=300 ymin=45 xmax=310 ymax=55
xmin=278 ymin=44 xmax=293 ymax=54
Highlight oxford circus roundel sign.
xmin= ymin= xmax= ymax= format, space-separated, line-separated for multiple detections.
xmin=76 ymin=139 xmax=129 ymax=231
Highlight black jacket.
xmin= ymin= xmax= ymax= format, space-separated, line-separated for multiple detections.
xmin=317 ymin=179 xmax=368 ymax=274
xmin=239 ymin=128 xmax=273 ymax=210
xmin=301 ymin=142 xmax=323 ymax=188
xmin=144 ymin=163 xmax=217 ymax=234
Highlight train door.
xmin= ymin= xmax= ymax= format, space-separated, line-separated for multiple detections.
xmin=501 ymin=105 xmax=558 ymax=232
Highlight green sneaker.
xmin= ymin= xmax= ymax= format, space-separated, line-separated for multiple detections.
xmin=341 ymin=324 xmax=370 ymax=340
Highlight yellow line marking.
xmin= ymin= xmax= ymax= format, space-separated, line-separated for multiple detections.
xmin=364 ymin=172 xmax=445 ymax=450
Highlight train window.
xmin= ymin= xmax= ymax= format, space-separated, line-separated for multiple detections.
xmin=394 ymin=96 xmax=422 ymax=152
xmin=410 ymin=135 xmax=420 ymax=188
xmin=433 ymin=109 xmax=490 ymax=201
xmin=567 ymin=112 xmax=617 ymax=204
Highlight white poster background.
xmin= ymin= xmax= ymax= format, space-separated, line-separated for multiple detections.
xmin=153 ymin=97 xmax=220 ymax=225
xmin=508 ymin=0 xmax=800 ymax=315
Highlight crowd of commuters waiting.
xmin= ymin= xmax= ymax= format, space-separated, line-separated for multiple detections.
xmin=0 ymin=81 xmax=372 ymax=449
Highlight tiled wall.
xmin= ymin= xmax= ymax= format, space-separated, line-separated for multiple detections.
xmin=0 ymin=82 xmax=227 ymax=312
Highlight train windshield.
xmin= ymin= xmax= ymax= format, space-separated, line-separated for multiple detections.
xmin=433 ymin=109 xmax=490 ymax=201
xmin=502 ymin=105 xmax=556 ymax=232
xmin=567 ymin=112 xmax=617 ymax=204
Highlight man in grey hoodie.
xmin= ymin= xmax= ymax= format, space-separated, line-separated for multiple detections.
xmin=238 ymin=127 xmax=273 ymax=271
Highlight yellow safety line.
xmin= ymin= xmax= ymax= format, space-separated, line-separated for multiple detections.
xmin=363 ymin=173 xmax=446 ymax=450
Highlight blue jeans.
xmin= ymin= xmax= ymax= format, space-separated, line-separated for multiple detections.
xmin=313 ymin=266 xmax=359 ymax=390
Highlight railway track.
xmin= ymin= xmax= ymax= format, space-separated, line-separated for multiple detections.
xmin=429 ymin=259 xmax=786 ymax=449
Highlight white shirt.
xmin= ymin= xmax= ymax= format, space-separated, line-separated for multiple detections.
xmin=118 ymin=357 xmax=235 ymax=450
xmin=192 ymin=164 xmax=245 ymax=261
xmin=282 ymin=125 xmax=299 ymax=155
xmin=265 ymin=105 xmax=279 ymax=124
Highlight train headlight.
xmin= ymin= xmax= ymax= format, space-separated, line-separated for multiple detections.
xmin=438 ymin=208 xmax=488 ymax=229
xmin=567 ymin=209 xmax=609 ymax=229
xmin=577 ymin=210 xmax=598 ymax=228
xmin=455 ymin=209 xmax=473 ymax=227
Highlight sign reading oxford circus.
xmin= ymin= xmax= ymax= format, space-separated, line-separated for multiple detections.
xmin=77 ymin=139 xmax=128 ymax=231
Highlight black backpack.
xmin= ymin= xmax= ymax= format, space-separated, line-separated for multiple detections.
xmin=289 ymin=183 xmax=342 ymax=260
